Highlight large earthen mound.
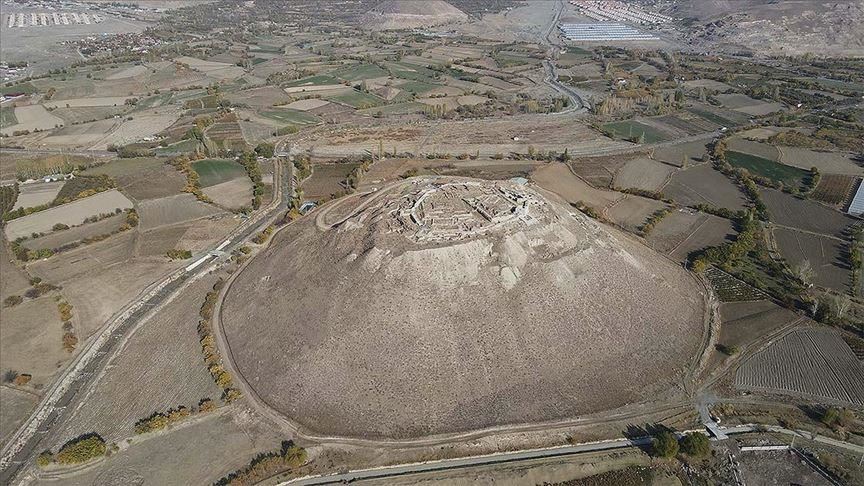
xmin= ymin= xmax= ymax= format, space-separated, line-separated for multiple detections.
xmin=222 ymin=178 xmax=707 ymax=439
xmin=360 ymin=0 xmax=468 ymax=30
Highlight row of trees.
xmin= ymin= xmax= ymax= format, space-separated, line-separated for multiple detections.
xmin=197 ymin=279 xmax=241 ymax=403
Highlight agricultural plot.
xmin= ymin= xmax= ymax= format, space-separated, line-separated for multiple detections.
xmin=38 ymin=119 xmax=118 ymax=148
xmin=103 ymin=64 xmax=149 ymax=80
xmin=83 ymin=157 xmax=185 ymax=201
xmin=652 ymin=140 xmax=709 ymax=167
xmin=0 ymin=106 xmax=18 ymax=128
xmin=12 ymin=181 xmax=65 ymax=210
xmin=137 ymin=225 xmax=190 ymax=258
xmin=358 ymin=101 xmax=426 ymax=116
xmin=224 ymin=86 xmax=291 ymax=108
xmin=0 ymin=387 xmax=39 ymax=449
xmin=735 ymin=328 xmax=864 ymax=406
xmin=48 ymin=275 xmax=225 ymax=444
xmin=4 ymin=189 xmax=133 ymax=240
xmin=773 ymin=228 xmax=850 ymax=291
xmin=192 ymin=159 xmax=247 ymax=187
xmin=726 ymin=151 xmax=808 ymax=189
xmin=89 ymin=109 xmax=181 ymax=150
xmin=283 ymin=74 xmax=342 ymax=88
xmin=202 ymin=178 xmax=253 ymax=209
xmin=811 ymin=175 xmax=859 ymax=207
xmin=0 ymin=105 xmax=64 ymax=135
xmin=704 ymin=266 xmax=766 ymax=302
xmin=43 ymin=97 xmax=133 ymax=108
xmin=683 ymin=79 xmax=734 ymax=92
xmin=258 ymin=108 xmax=320 ymax=126
xmin=664 ymin=164 xmax=748 ymax=210
xmin=50 ymin=106 xmax=124 ymax=125
xmin=531 ymin=163 xmax=623 ymax=211
xmin=0 ymin=153 xmax=99 ymax=181
xmin=727 ymin=137 xmax=780 ymax=161
xmin=687 ymin=105 xmax=749 ymax=128
xmin=282 ymin=98 xmax=330 ymax=111
xmin=301 ymin=163 xmax=360 ymax=200
xmin=331 ymin=62 xmax=389 ymax=81
xmin=777 ymin=147 xmax=864 ymax=176
xmin=137 ymin=193 xmax=224 ymax=231
xmin=325 ymin=89 xmax=385 ymax=109
xmin=714 ymin=93 xmax=784 ymax=116
xmin=647 ymin=210 xmax=737 ymax=262
xmin=602 ymin=120 xmax=670 ymax=143
xmin=718 ymin=301 xmax=799 ymax=353
xmin=605 ymin=196 xmax=667 ymax=234
xmin=612 ymin=158 xmax=675 ymax=192
xmin=761 ymin=188 xmax=856 ymax=237
xmin=0 ymin=294 xmax=71 ymax=387
xmin=22 ymin=214 xmax=126 ymax=252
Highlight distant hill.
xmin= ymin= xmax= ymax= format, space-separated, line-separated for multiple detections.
xmin=662 ymin=0 xmax=864 ymax=57
xmin=360 ymin=0 xmax=468 ymax=30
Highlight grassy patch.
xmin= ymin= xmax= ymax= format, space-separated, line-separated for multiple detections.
xmin=0 ymin=106 xmax=18 ymax=128
xmin=331 ymin=63 xmax=388 ymax=82
xmin=192 ymin=159 xmax=247 ymax=187
xmin=326 ymin=90 xmax=385 ymax=109
xmin=726 ymin=151 xmax=808 ymax=188
xmin=602 ymin=120 xmax=669 ymax=143
xmin=386 ymin=61 xmax=438 ymax=82
xmin=0 ymin=82 xmax=37 ymax=95
xmin=687 ymin=107 xmax=744 ymax=127
xmin=154 ymin=139 xmax=200 ymax=156
xmin=54 ymin=175 xmax=115 ymax=204
xmin=397 ymin=80 xmax=441 ymax=96
xmin=258 ymin=109 xmax=319 ymax=125
xmin=283 ymin=75 xmax=341 ymax=88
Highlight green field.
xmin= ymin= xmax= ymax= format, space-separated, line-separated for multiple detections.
xmin=192 ymin=159 xmax=247 ymax=187
xmin=726 ymin=151 xmax=808 ymax=188
xmin=0 ymin=82 xmax=37 ymax=95
xmin=326 ymin=90 xmax=385 ymax=109
xmin=82 ymin=157 xmax=166 ymax=178
xmin=385 ymin=62 xmax=438 ymax=82
xmin=602 ymin=121 xmax=669 ymax=143
xmin=331 ymin=63 xmax=388 ymax=82
xmin=259 ymin=109 xmax=319 ymax=125
xmin=0 ymin=107 xmax=18 ymax=128
xmin=358 ymin=102 xmax=425 ymax=116
xmin=284 ymin=75 xmax=341 ymax=88
xmin=154 ymin=139 xmax=200 ymax=156
xmin=687 ymin=107 xmax=746 ymax=128
xmin=397 ymin=80 xmax=441 ymax=96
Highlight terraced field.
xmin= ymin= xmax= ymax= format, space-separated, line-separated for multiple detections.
xmin=735 ymin=328 xmax=864 ymax=406
xmin=704 ymin=266 xmax=767 ymax=302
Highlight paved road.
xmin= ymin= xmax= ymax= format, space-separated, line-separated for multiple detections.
xmin=0 ymin=158 xmax=289 ymax=485
xmin=277 ymin=424 xmax=864 ymax=485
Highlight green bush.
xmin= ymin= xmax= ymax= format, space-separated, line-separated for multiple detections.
xmin=652 ymin=431 xmax=679 ymax=458
xmin=54 ymin=434 xmax=106 ymax=465
xmin=680 ymin=433 xmax=711 ymax=457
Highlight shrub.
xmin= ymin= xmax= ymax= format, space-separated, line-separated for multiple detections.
xmin=36 ymin=451 xmax=53 ymax=467
xmin=54 ymin=434 xmax=107 ymax=465
xmin=57 ymin=301 xmax=73 ymax=322
xmin=680 ymin=433 xmax=711 ymax=457
xmin=3 ymin=295 xmax=23 ymax=307
xmin=821 ymin=407 xmax=854 ymax=430
xmin=62 ymin=332 xmax=78 ymax=352
xmin=652 ymin=431 xmax=679 ymax=458
xmin=166 ymin=249 xmax=193 ymax=260
xmin=52 ymin=223 xmax=69 ymax=231
xmin=13 ymin=373 xmax=32 ymax=386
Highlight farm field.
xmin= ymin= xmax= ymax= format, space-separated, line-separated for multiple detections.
xmin=0 ymin=387 xmax=39 ymax=449
xmin=224 ymin=86 xmax=291 ymax=107
xmin=89 ymin=109 xmax=181 ymax=150
xmin=810 ymin=174 xmax=858 ymax=206
xmin=4 ymin=189 xmax=133 ymax=240
xmin=282 ymin=98 xmax=330 ymax=111
xmin=202 ymin=177 xmax=253 ymax=209
xmin=325 ymin=89 xmax=385 ymax=109
xmin=192 ymin=159 xmax=247 ymax=187
xmin=12 ymin=181 xmax=65 ymax=210
xmin=258 ymin=108 xmax=320 ymax=126
xmin=0 ymin=294 xmax=70 ymax=387
xmin=687 ymin=105 xmax=749 ymax=128
xmin=0 ymin=105 xmax=64 ymax=136
xmin=28 ymin=232 xmax=180 ymax=339
xmin=0 ymin=106 xmax=18 ymax=128
xmin=726 ymin=151 xmax=807 ymax=188
xmin=647 ymin=210 xmax=737 ymax=262
xmin=137 ymin=193 xmax=224 ymax=231
xmin=50 ymin=106 xmax=125 ymax=125
xmin=773 ymin=227 xmax=850 ymax=292
xmin=48 ymin=275 xmax=225 ymax=445
xmin=531 ymin=163 xmax=623 ymax=211
xmin=602 ymin=120 xmax=670 ymax=143
xmin=36 ymin=119 xmax=119 ymax=148
xmin=612 ymin=158 xmax=675 ymax=192
xmin=43 ymin=97 xmax=134 ymax=108
xmin=777 ymin=147 xmax=864 ymax=176
xmin=727 ymin=137 xmax=780 ymax=161
xmin=714 ymin=93 xmax=784 ymax=116
xmin=718 ymin=301 xmax=798 ymax=353
xmin=22 ymin=214 xmax=127 ymax=252
xmin=663 ymin=164 xmax=748 ymax=210
xmin=735 ymin=328 xmax=864 ymax=406
xmin=760 ymin=188 xmax=856 ymax=237
xmin=301 ymin=163 xmax=359 ymax=201
xmin=651 ymin=140 xmax=708 ymax=167
xmin=83 ymin=157 xmax=186 ymax=201
xmin=704 ymin=267 xmax=766 ymax=302
xmin=331 ymin=62 xmax=389 ymax=81
xmin=605 ymin=196 xmax=667 ymax=234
